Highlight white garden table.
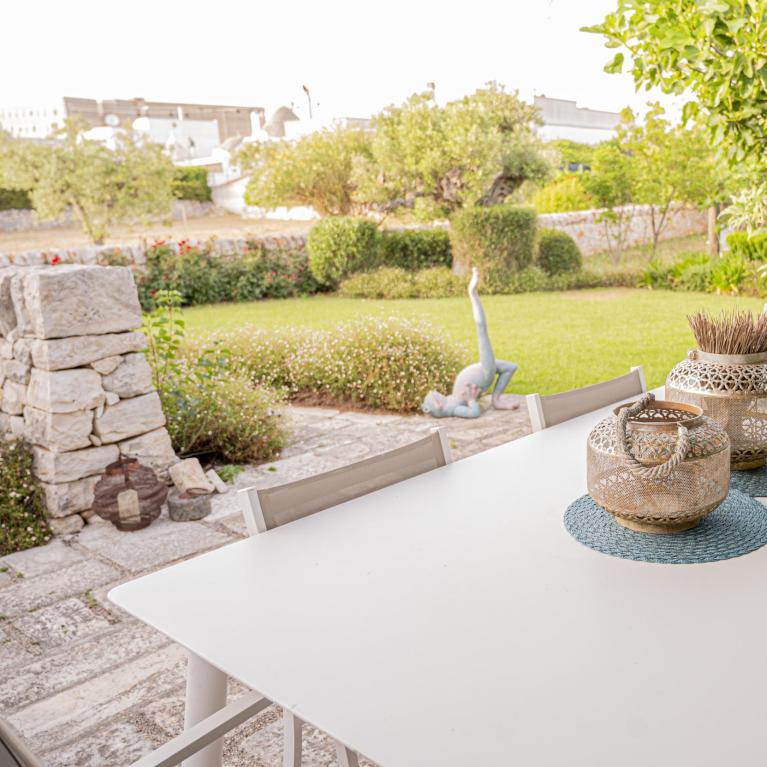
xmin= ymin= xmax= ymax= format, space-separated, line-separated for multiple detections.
xmin=110 ymin=387 xmax=767 ymax=767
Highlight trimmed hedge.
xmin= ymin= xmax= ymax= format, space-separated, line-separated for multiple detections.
xmin=450 ymin=206 xmax=536 ymax=276
xmin=536 ymin=229 xmax=582 ymax=275
xmin=726 ymin=231 xmax=767 ymax=261
xmin=0 ymin=188 xmax=31 ymax=211
xmin=172 ymin=167 xmax=212 ymax=202
xmin=307 ymin=217 xmax=379 ymax=287
xmin=378 ymin=228 xmax=451 ymax=270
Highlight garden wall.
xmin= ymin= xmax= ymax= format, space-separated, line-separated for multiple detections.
xmin=0 ymin=264 xmax=177 ymax=534
xmin=0 ymin=200 xmax=220 ymax=234
xmin=538 ymin=203 xmax=708 ymax=256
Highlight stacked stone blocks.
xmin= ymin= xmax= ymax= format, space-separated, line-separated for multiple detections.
xmin=0 ymin=264 xmax=177 ymax=534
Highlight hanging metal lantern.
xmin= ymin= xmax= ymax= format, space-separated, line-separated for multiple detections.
xmin=93 ymin=456 xmax=168 ymax=531
xmin=587 ymin=393 xmax=730 ymax=534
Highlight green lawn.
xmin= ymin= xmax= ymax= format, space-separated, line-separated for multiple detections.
xmin=183 ymin=288 xmax=765 ymax=395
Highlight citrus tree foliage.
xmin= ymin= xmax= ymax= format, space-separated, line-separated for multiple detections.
xmin=0 ymin=120 xmax=174 ymax=244
xmin=353 ymin=83 xmax=551 ymax=219
xmin=238 ymin=127 xmax=372 ymax=216
xmin=618 ymin=104 xmax=722 ymax=249
xmin=584 ymin=0 xmax=767 ymax=163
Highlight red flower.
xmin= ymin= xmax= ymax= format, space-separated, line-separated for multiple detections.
xmin=50 ymin=255 xmax=61 ymax=265
xmin=151 ymin=239 xmax=166 ymax=249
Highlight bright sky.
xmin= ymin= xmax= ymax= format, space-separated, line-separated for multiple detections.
xmin=3 ymin=0 xmax=676 ymax=120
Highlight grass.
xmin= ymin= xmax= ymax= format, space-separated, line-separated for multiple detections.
xmin=183 ymin=287 xmax=766 ymax=396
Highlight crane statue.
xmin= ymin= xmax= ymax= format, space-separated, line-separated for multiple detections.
xmin=422 ymin=267 xmax=519 ymax=419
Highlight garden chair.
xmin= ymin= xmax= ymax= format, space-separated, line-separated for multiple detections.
xmin=237 ymin=427 xmax=452 ymax=766
xmin=525 ymin=366 xmax=646 ymax=432
xmin=129 ymin=429 xmax=451 ymax=767
xmin=0 ymin=718 xmax=43 ymax=767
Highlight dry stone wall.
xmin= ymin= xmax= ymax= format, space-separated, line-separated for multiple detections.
xmin=0 ymin=264 xmax=177 ymax=534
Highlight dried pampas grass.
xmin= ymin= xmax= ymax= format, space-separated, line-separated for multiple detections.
xmin=688 ymin=309 xmax=767 ymax=355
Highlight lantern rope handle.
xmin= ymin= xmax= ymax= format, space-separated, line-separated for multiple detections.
xmin=616 ymin=392 xmax=690 ymax=480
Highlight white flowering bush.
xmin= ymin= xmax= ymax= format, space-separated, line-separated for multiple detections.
xmin=188 ymin=318 xmax=466 ymax=412
xmin=0 ymin=440 xmax=50 ymax=554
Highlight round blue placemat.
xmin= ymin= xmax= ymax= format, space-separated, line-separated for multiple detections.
xmin=564 ymin=490 xmax=767 ymax=564
xmin=730 ymin=464 xmax=767 ymax=497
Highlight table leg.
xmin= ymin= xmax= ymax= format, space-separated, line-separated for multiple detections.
xmin=183 ymin=650 xmax=228 ymax=767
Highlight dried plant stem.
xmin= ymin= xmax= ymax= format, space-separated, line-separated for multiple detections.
xmin=688 ymin=309 xmax=767 ymax=355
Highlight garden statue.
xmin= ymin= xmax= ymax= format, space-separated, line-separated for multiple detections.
xmin=422 ymin=267 xmax=518 ymax=418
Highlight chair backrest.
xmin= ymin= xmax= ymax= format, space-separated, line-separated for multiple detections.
xmin=238 ymin=429 xmax=452 ymax=536
xmin=0 ymin=719 xmax=42 ymax=767
xmin=525 ymin=366 xmax=646 ymax=432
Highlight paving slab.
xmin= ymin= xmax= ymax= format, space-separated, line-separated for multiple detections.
xmin=77 ymin=516 xmax=233 ymax=573
xmin=0 ymin=559 xmax=120 ymax=618
xmin=0 ymin=620 xmax=169 ymax=711
xmin=0 ymin=539 xmax=85 ymax=577
xmin=11 ymin=597 xmax=113 ymax=651
xmin=0 ymin=625 xmax=39 ymax=674
xmin=9 ymin=643 xmax=186 ymax=750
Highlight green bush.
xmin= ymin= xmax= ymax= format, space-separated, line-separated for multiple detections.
xmin=413 ymin=267 xmax=466 ymax=297
xmin=536 ymin=229 xmax=583 ymax=275
xmin=172 ymin=167 xmax=212 ymax=202
xmin=710 ymin=252 xmax=751 ymax=295
xmin=532 ymin=174 xmax=595 ymax=213
xmin=189 ymin=319 xmax=465 ymax=412
xmin=307 ymin=217 xmax=379 ymax=286
xmin=450 ymin=206 xmax=536 ymax=277
xmin=640 ymin=260 xmax=673 ymax=289
xmin=0 ymin=440 xmax=50 ymax=555
xmin=378 ymin=228 xmax=452 ymax=270
xmin=0 ymin=188 xmax=31 ymax=211
xmin=138 ymin=241 xmax=320 ymax=309
xmin=668 ymin=252 xmax=713 ymax=292
xmin=726 ymin=230 xmax=767 ymax=261
xmin=338 ymin=266 xmax=466 ymax=299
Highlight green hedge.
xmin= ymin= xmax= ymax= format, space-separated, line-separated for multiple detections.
xmin=450 ymin=206 xmax=536 ymax=276
xmin=378 ymin=228 xmax=451 ymax=270
xmin=536 ymin=229 xmax=582 ymax=275
xmin=172 ymin=167 xmax=212 ymax=202
xmin=726 ymin=231 xmax=767 ymax=261
xmin=307 ymin=217 xmax=379 ymax=287
xmin=0 ymin=188 xmax=31 ymax=211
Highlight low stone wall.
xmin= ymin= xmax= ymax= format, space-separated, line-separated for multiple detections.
xmin=0 ymin=201 xmax=220 ymax=234
xmin=539 ymin=204 xmax=708 ymax=256
xmin=0 ymin=264 xmax=177 ymax=534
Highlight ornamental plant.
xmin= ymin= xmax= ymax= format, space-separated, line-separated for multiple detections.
xmin=307 ymin=217 xmax=379 ymax=287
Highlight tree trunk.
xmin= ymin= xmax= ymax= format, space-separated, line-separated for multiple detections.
xmin=708 ymin=204 xmax=720 ymax=257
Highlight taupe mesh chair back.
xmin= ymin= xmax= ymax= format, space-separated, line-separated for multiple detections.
xmin=526 ymin=366 xmax=646 ymax=432
xmin=238 ymin=429 xmax=452 ymax=535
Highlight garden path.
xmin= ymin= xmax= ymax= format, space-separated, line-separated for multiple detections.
xmin=0 ymin=397 xmax=529 ymax=767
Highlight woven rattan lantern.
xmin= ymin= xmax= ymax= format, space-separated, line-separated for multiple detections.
xmin=587 ymin=393 xmax=730 ymax=534
xmin=666 ymin=350 xmax=767 ymax=470
xmin=93 ymin=456 xmax=168 ymax=531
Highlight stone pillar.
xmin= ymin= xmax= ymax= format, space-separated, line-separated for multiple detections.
xmin=0 ymin=264 xmax=177 ymax=534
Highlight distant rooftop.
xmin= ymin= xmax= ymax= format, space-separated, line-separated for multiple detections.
xmin=534 ymin=95 xmax=620 ymax=131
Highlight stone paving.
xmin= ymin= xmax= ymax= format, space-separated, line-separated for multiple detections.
xmin=0 ymin=397 xmax=530 ymax=766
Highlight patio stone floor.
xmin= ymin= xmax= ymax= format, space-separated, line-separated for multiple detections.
xmin=0 ymin=396 xmax=530 ymax=766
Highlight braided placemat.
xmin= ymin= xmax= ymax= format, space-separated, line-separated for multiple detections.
xmin=730 ymin=465 xmax=767 ymax=497
xmin=564 ymin=490 xmax=767 ymax=564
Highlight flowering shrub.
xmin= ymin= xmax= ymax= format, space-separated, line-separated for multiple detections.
xmin=137 ymin=241 xmax=320 ymax=309
xmin=187 ymin=318 xmax=465 ymax=412
xmin=0 ymin=440 xmax=50 ymax=555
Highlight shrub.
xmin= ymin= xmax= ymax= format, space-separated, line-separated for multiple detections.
xmin=0 ymin=188 xmax=31 ymax=211
xmin=339 ymin=267 xmax=466 ymax=299
xmin=0 ymin=440 xmax=50 ymax=555
xmin=710 ymin=252 xmax=750 ymax=295
xmin=450 ymin=206 xmax=536 ymax=277
xmin=189 ymin=319 xmax=466 ymax=412
xmin=726 ymin=230 xmax=767 ymax=261
xmin=536 ymin=229 xmax=583 ymax=275
xmin=532 ymin=174 xmax=595 ymax=213
xmin=378 ymin=228 xmax=452 ymax=270
xmin=172 ymin=167 xmax=212 ymax=202
xmin=412 ymin=267 xmax=466 ymax=297
xmin=640 ymin=260 xmax=673 ymax=289
xmin=668 ymin=252 xmax=713 ymax=292
xmin=138 ymin=241 xmax=320 ymax=309
xmin=307 ymin=217 xmax=379 ymax=286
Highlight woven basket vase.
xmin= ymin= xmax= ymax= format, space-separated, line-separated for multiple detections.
xmin=587 ymin=395 xmax=730 ymax=534
xmin=666 ymin=350 xmax=767 ymax=470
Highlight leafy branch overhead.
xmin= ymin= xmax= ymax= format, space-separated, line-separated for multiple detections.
xmin=584 ymin=0 xmax=767 ymax=162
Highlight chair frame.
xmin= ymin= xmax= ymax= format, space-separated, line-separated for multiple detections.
xmin=526 ymin=366 xmax=647 ymax=432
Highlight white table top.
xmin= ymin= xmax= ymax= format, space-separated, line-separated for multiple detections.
xmin=110 ymin=388 xmax=767 ymax=767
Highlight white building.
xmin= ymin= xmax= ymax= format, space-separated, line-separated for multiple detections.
xmin=0 ymin=101 xmax=65 ymax=138
xmin=534 ymin=95 xmax=620 ymax=145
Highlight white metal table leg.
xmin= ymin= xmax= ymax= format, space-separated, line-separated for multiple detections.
xmin=183 ymin=651 xmax=228 ymax=767
xmin=335 ymin=741 xmax=360 ymax=767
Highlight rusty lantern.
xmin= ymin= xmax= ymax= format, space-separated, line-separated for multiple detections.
xmin=93 ymin=456 xmax=168 ymax=531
